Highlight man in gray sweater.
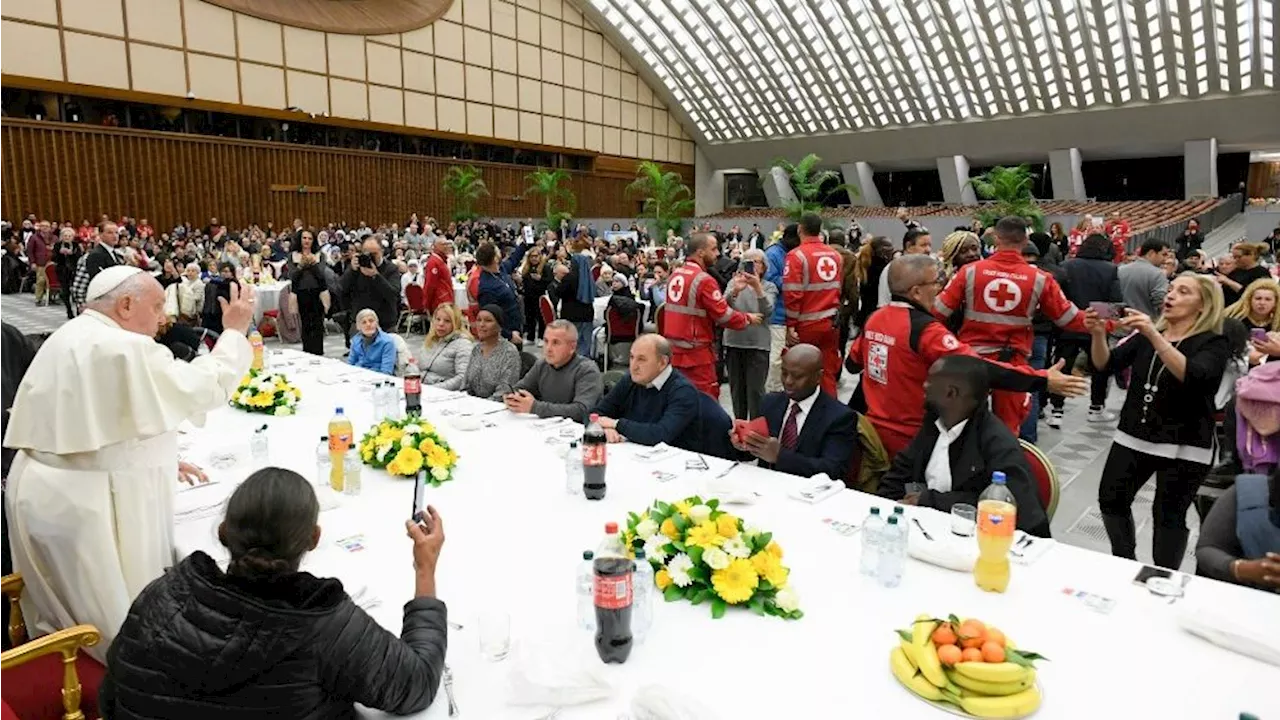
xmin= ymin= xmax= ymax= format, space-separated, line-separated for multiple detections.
xmin=504 ymin=320 xmax=602 ymax=423
xmin=1118 ymin=238 xmax=1171 ymax=318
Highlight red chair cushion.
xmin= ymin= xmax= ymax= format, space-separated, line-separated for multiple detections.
xmin=2 ymin=699 xmax=20 ymax=720
xmin=2 ymin=652 xmax=106 ymax=720
xmin=1022 ymin=447 xmax=1053 ymax=512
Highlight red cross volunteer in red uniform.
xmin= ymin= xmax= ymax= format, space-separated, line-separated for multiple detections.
xmin=848 ymin=255 xmax=1085 ymax=459
xmin=934 ymin=216 xmax=1089 ymax=433
xmin=783 ymin=214 xmax=844 ymax=397
xmin=664 ymin=233 xmax=760 ymax=398
xmin=423 ymin=236 xmax=455 ymax=313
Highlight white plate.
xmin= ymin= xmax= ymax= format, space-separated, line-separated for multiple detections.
xmin=893 ymin=665 xmax=1043 ymax=719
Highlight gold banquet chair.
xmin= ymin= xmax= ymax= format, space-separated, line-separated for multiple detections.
xmin=1 ymin=574 xmax=105 ymax=720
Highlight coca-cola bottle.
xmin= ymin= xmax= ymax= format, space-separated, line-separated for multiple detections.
xmin=593 ymin=521 xmax=633 ymax=664
xmin=583 ymin=414 xmax=607 ymax=500
xmin=404 ymin=356 xmax=422 ymax=416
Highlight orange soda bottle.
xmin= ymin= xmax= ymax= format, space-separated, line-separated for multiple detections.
xmin=974 ymin=471 xmax=1017 ymax=593
xmin=328 ymin=407 xmax=353 ymax=491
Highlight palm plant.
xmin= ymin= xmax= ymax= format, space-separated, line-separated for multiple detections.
xmin=770 ymin=153 xmax=858 ymax=221
xmin=967 ymin=165 xmax=1044 ymax=231
xmin=626 ymin=161 xmax=695 ymax=242
xmin=441 ymin=165 xmax=489 ymax=222
xmin=524 ymin=168 xmax=576 ymax=229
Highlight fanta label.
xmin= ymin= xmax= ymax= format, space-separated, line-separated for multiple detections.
xmin=978 ymin=509 xmax=1016 ymax=537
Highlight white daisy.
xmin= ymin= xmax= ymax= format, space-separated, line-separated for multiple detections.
xmin=702 ymin=547 xmax=730 ymax=570
xmin=642 ymin=535 xmax=668 ymax=564
xmin=376 ymin=444 xmax=393 ymax=462
xmin=667 ymin=553 xmax=694 ymax=588
xmin=722 ymin=535 xmax=751 ymax=559
xmin=403 ymin=424 xmax=422 ymax=435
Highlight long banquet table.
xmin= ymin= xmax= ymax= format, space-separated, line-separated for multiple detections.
xmin=174 ymin=349 xmax=1277 ymax=719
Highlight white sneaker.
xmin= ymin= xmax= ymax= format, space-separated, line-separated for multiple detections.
xmin=1046 ymin=408 xmax=1063 ymax=429
xmin=1087 ymin=408 xmax=1117 ymax=423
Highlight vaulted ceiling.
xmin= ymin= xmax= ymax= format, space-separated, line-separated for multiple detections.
xmin=588 ymin=0 xmax=1278 ymax=144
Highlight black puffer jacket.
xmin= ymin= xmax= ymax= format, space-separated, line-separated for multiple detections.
xmin=100 ymin=552 xmax=447 ymax=720
xmin=1059 ymin=243 xmax=1121 ymax=341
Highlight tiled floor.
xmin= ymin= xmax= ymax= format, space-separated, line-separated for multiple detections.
xmin=0 ymin=290 xmax=1200 ymax=569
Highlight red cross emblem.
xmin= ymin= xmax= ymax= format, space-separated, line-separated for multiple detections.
xmin=816 ymin=255 xmax=838 ymax=282
xmin=668 ymin=274 xmax=686 ymax=303
xmin=983 ymin=278 xmax=1022 ymax=313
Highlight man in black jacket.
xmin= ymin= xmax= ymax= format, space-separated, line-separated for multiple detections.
xmin=879 ymin=355 xmax=1051 ymax=538
xmin=71 ymin=223 xmax=123 ymax=307
xmin=340 ymin=237 xmax=402 ymax=337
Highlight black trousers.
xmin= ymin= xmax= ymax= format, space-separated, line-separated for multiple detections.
xmin=56 ymin=266 xmax=75 ymax=318
xmin=1050 ymin=337 xmax=1109 ymax=409
xmin=297 ymin=290 xmax=327 ymax=356
xmin=1097 ymin=441 xmax=1209 ymax=568
xmin=523 ymin=297 xmax=546 ymax=342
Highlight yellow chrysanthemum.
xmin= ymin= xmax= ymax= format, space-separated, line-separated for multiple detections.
xmin=685 ymin=521 xmax=726 ymax=549
xmin=360 ymin=448 xmax=374 ymax=462
xmin=426 ymin=447 xmax=450 ymax=468
xmin=447 ymin=449 xmax=458 ymax=463
xmin=383 ymin=427 xmax=405 ymax=442
xmin=750 ymin=551 xmax=789 ymax=587
xmin=711 ymin=558 xmax=759 ymax=604
xmin=673 ymin=500 xmax=693 ymax=518
xmin=419 ymin=422 xmax=436 ymax=435
xmin=765 ymin=541 xmax=783 ymax=560
xmin=655 ymin=568 xmax=672 ymax=591
xmin=391 ymin=446 xmax=424 ymax=474
xmin=660 ymin=518 xmax=680 ymax=540
xmin=419 ymin=438 xmax=437 ymax=454
xmin=716 ymin=514 xmax=740 ymax=538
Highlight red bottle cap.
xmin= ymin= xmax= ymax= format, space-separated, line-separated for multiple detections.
xmin=604 ymin=522 xmax=618 ymax=534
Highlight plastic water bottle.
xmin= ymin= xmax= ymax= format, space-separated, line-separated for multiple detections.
xmin=632 ymin=549 xmax=654 ymax=644
xmin=577 ymin=550 xmax=596 ymax=631
xmin=859 ymin=507 xmax=884 ymax=577
xmin=565 ymin=440 xmax=583 ymax=495
xmin=878 ymin=516 xmax=906 ymax=588
xmin=315 ymin=436 xmax=331 ymax=486
xmin=342 ymin=448 xmax=362 ymax=496
xmin=249 ymin=424 xmax=269 ymax=463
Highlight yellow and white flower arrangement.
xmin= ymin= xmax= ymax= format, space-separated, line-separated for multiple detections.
xmin=359 ymin=417 xmax=459 ymax=485
xmin=621 ymin=495 xmax=802 ymax=620
xmin=230 ymin=369 xmax=301 ymax=416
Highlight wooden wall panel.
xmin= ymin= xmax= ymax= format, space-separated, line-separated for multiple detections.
xmin=1 ymin=120 xmax=693 ymax=229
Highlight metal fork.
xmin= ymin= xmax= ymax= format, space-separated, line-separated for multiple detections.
xmin=442 ymin=664 xmax=459 ymax=716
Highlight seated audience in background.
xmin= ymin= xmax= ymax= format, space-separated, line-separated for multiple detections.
xmin=879 ymin=355 xmax=1052 ymax=538
xmin=420 ymin=304 xmax=473 ymax=391
xmin=465 ymin=304 xmax=521 ymax=400
xmin=175 ymin=263 xmax=205 ymax=324
xmin=730 ymin=344 xmax=856 ymax=480
xmin=100 ymin=468 xmax=448 ymax=717
xmin=504 ymin=320 xmax=602 ymax=423
xmin=592 ymin=334 xmax=734 ymax=458
xmin=1195 ymin=470 xmax=1280 ymax=593
xmin=347 ymin=308 xmax=397 ymax=375
xmin=723 ymin=248 xmax=775 ymax=420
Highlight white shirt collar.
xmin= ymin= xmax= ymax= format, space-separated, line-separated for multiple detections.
xmin=924 ymin=417 xmax=970 ymax=494
xmin=934 ymin=417 xmax=969 ymax=442
xmin=790 ymin=389 xmax=820 ymax=417
xmin=648 ymin=364 xmax=674 ymax=390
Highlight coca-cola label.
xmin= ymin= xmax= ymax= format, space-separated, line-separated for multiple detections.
xmin=404 ymin=376 xmax=421 ymax=394
xmin=593 ymin=572 xmax=632 ymax=610
xmin=583 ymin=443 xmax=606 ymax=467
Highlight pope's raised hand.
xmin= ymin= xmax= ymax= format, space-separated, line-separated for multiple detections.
xmin=219 ymin=282 xmax=257 ymax=333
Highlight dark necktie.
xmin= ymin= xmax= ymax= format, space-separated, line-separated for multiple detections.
xmin=780 ymin=402 xmax=801 ymax=451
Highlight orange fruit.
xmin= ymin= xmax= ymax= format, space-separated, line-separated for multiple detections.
xmin=981 ymin=641 xmax=1006 ymax=664
xmin=936 ymin=644 xmax=963 ymax=666
xmin=959 ymin=619 xmax=987 ymax=649
xmin=931 ymin=623 xmax=958 ymax=647
xmin=961 ymin=647 xmax=984 ymax=663
xmin=985 ymin=627 xmax=1007 ymax=648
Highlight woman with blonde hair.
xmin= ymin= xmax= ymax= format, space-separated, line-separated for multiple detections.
xmin=421 ymin=303 xmax=473 ymax=391
xmin=1087 ymin=273 xmax=1230 ymax=568
xmin=1225 ymin=278 xmax=1280 ymax=333
xmin=938 ymin=231 xmax=981 ymax=281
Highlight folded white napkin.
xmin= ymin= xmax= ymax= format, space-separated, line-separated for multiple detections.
xmin=450 ymin=416 xmax=482 ymax=431
xmin=702 ymin=478 xmax=760 ymax=505
xmin=505 ymin=642 xmax=613 ymax=708
xmin=906 ymin=520 xmax=1054 ymax=570
xmin=1179 ymin=604 xmax=1280 ymax=667
xmin=788 ymin=474 xmax=842 ymax=504
xmin=628 ymin=685 xmax=720 ymax=720
xmin=1009 ymin=531 xmax=1055 ymax=565
xmin=633 ymin=443 xmax=679 ymax=462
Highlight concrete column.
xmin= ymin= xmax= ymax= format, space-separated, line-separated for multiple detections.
xmin=839 ymin=162 xmax=883 ymax=206
xmin=1184 ymin=138 xmax=1218 ymax=198
xmin=1048 ymin=148 xmax=1087 ymax=200
xmin=694 ymin=146 xmax=725 ymax=217
xmin=758 ymin=166 xmax=798 ymax=208
xmin=936 ymin=155 xmax=978 ymax=205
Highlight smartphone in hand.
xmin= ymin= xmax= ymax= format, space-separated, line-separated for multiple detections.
xmin=412 ymin=475 xmax=431 ymax=531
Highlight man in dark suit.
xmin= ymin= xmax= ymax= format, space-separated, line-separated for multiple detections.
xmin=729 ymin=344 xmax=857 ymax=479
xmin=879 ymin=355 xmax=1051 ymax=537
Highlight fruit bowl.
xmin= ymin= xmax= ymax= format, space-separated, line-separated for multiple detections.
xmin=890 ymin=614 xmax=1046 ymax=719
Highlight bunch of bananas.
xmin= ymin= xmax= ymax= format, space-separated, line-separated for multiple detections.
xmin=891 ymin=615 xmax=1042 ymax=718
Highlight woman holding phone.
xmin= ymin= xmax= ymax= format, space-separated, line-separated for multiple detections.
xmin=1225 ymin=278 xmax=1280 ymax=365
xmin=1088 ymin=273 xmax=1230 ymax=569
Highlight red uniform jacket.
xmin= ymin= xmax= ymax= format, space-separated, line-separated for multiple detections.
xmin=848 ymin=300 xmax=1050 ymax=441
xmin=423 ymin=251 xmax=453 ymax=312
xmin=783 ymin=239 xmax=843 ymax=330
xmin=464 ymin=265 xmax=481 ymax=321
xmin=665 ymin=259 xmax=749 ymax=366
xmin=933 ymin=249 xmax=1087 ymax=360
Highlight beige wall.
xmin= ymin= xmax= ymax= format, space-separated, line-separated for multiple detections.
xmin=0 ymin=0 xmax=697 ymax=164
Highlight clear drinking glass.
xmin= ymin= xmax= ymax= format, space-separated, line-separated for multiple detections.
xmin=951 ymin=503 xmax=978 ymax=537
xmin=478 ymin=609 xmax=511 ymax=661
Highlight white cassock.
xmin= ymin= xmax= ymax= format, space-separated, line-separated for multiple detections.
xmin=3 ymin=310 xmax=250 ymax=661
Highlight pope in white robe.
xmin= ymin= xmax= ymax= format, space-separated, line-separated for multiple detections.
xmin=4 ymin=266 xmax=256 ymax=660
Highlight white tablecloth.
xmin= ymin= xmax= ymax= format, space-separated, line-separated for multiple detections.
xmin=452 ymin=282 xmax=468 ymax=309
xmin=250 ymin=281 xmax=289 ymax=323
xmin=174 ymin=350 xmax=1278 ymax=719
